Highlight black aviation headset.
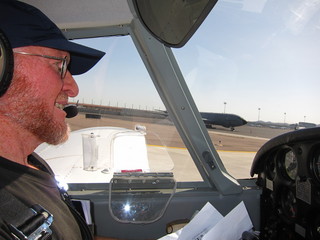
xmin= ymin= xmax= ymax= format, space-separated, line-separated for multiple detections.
xmin=0 ymin=29 xmax=14 ymax=98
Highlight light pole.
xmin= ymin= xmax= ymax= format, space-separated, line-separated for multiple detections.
xmin=284 ymin=112 xmax=286 ymax=124
xmin=258 ymin=108 xmax=261 ymax=121
xmin=224 ymin=102 xmax=227 ymax=113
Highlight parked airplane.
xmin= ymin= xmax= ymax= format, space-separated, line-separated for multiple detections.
xmin=151 ymin=110 xmax=247 ymax=130
xmin=3 ymin=0 xmax=319 ymax=240
xmin=201 ymin=112 xmax=247 ymax=131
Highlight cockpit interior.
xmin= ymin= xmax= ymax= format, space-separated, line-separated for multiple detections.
xmin=2 ymin=0 xmax=319 ymax=239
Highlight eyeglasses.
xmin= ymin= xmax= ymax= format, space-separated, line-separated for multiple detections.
xmin=13 ymin=51 xmax=68 ymax=79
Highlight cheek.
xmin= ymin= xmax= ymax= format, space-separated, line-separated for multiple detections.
xmin=11 ymin=58 xmax=63 ymax=103
xmin=30 ymin=76 xmax=63 ymax=103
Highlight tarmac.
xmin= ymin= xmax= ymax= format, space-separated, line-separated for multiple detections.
xmin=66 ymin=114 xmax=291 ymax=180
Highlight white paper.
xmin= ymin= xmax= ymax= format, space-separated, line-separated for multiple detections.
xmin=159 ymin=202 xmax=223 ymax=240
xmin=72 ymin=199 xmax=92 ymax=224
xmin=158 ymin=201 xmax=253 ymax=240
xmin=203 ymin=202 xmax=253 ymax=240
xmin=178 ymin=202 xmax=223 ymax=240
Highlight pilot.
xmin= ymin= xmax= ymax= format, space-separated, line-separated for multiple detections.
xmin=0 ymin=0 xmax=107 ymax=239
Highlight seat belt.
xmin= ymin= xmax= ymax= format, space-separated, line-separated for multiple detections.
xmin=0 ymin=188 xmax=53 ymax=240
xmin=0 ymin=153 xmax=93 ymax=240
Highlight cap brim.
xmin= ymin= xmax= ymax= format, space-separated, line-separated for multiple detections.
xmin=33 ymin=38 xmax=105 ymax=75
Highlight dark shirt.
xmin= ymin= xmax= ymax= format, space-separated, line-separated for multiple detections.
xmin=0 ymin=155 xmax=83 ymax=240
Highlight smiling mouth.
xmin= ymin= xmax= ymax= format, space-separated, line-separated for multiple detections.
xmin=55 ymin=103 xmax=65 ymax=110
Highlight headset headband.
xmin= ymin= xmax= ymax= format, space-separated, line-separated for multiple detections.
xmin=0 ymin=29 xmax=13 ymax=97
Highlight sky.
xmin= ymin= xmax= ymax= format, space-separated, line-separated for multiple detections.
xmin=72 ymin=0 xmax=320 ymax=125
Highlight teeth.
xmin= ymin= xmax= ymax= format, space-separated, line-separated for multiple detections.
xmin=55 ymin=103 xmax=65 ymax=110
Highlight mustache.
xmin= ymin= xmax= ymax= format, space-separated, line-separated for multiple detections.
xmin=56 ymin=93 xmax=78 ymax=118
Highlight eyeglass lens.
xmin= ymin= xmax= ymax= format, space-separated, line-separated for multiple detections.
xmin=60 ymin=57 xmax=67 ymax=79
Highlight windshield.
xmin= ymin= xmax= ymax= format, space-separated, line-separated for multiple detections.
xmin=36 ymin=36 xmax=203 ymax=184
xmin=174 ymin=0 xmax=320 ymax=178
xmin=35 ymin=0 xmax=320 ymax=184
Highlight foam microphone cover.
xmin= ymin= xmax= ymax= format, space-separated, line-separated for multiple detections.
xmin=63 ymin=104 xmax=78 ymax=118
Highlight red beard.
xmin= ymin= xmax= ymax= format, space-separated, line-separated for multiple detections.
xmin=3 ymin=73 xmax=70 ymax=145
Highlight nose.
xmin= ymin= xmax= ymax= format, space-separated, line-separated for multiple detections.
xmin=62 ymin=71 xmax=79 ymax=97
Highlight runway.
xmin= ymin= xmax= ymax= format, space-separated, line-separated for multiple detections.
xmin=150 ymin=145 xmax=257 ymax=180
xmin=62 ymin=114 xmax=290 ymax=181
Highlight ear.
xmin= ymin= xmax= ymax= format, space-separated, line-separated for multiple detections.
xmin=0 ymin=29 xmax=14 ymax=97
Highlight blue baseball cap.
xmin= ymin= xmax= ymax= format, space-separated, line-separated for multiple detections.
xmin=0 ymin=0 xmax=105 ymax=75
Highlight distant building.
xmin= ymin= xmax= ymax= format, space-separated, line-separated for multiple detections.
xmin=298 ymin=122 xmax=317 ymax=129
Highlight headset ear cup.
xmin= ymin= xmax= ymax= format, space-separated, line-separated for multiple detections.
xmin=0 ymin=29 xmax=13 ymax=97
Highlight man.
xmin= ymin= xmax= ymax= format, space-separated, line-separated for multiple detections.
xmin=0 ymin=0 xmax=106 ymax=239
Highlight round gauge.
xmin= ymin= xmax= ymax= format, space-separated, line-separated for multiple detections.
xmin=281 ymin=188 xmax=297 ymax=220
xmin=283 ymin=150 xmax=298 ymax=181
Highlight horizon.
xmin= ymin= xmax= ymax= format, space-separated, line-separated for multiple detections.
xmin=70 ymin=101 xmax=319 ymax=126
